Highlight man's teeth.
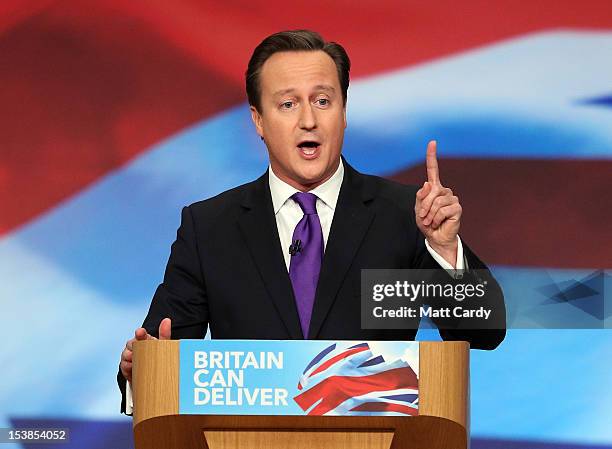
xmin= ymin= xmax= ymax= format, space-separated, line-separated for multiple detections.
xmin=299 ymin=144 xmax=318 ymax=155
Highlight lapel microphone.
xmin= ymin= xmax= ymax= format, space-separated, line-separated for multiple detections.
xmin=289 ymin=239 xmax=302 ymax=256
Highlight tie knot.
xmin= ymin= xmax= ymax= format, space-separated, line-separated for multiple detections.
xmin=292 ymin=192 xmax=318 ymax=215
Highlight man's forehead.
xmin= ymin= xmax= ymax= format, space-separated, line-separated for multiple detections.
xmin=260 ymin=50 xmax=339 ymax=94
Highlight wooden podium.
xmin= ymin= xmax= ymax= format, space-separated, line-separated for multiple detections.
xmin=132 ymin=340 xmax=469 ymax=449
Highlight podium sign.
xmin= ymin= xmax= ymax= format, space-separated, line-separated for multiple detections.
xmin=179 ymin=340 xmax=419 ymax=416
xmin=132 ymin=340 xmax=469 ymax=449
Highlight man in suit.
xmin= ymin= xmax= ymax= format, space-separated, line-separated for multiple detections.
xmin=118 ymin=30 xmax=506 ymax=414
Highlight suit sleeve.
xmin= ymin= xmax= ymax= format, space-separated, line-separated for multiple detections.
xmin=412 ymin=231 xmax=506 ymax=350
xmin=118 ymin=205 xmax=209 ymax=414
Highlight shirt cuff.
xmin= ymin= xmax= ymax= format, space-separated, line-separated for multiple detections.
xmin=126 ymin=381 xmax=134 ymax=415
xmin=425 ymin=235 xmax=465 ymax=270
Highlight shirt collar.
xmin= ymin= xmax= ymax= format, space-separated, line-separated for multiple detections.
xmin=268 ymin=159 xmax=344 ymax=214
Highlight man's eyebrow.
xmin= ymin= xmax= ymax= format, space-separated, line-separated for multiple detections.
xmin=314 ymin=84 xmax=336 ymax=93
xmin=272 ymin=85 xmax=336 ymax=97
xmin=273 ymin=88 xmax=296 ymax=97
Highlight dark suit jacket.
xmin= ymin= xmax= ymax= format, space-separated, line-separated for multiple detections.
xmin=118 ymin=159 xmax=506 ymax=413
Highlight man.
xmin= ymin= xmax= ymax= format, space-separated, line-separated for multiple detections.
xmin=118 ymin=30 xmax=505 ymax=414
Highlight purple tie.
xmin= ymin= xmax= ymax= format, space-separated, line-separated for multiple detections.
xmin=289 ymin=192 xmax=323 ymax=339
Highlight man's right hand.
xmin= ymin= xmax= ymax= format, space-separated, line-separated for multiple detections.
xmin=120 ymin=318 xmax=171 ymax=383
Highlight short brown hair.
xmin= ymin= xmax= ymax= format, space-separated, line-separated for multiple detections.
xmin=246 ymin=30 xmax=350 ymax=112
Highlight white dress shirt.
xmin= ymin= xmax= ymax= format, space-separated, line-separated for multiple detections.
xmin=126 ymin=160 xmax=464 ymax=414
xmin=269 ymin=159 xmax=344 ymax=269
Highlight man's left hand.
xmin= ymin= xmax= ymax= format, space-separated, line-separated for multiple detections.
xmin=415 ymin=140 xmax=462 ymax=267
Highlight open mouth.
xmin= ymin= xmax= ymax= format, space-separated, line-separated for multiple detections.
xmin=297 ymin=140 xmax=321 ymax=156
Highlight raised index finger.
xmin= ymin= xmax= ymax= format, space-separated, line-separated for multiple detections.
xmin=426 ymin=140 xmax=440 ymax=185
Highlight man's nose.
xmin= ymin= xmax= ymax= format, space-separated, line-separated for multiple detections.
xmin=298 ymin=103 xmax=317 ymax=130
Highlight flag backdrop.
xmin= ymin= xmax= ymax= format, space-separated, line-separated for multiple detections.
xmin=1 ymin=1 xmax=611 ymax=448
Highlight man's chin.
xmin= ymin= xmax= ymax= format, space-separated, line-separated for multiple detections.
xmin=294 ymin=170 xmax=333 ymax=191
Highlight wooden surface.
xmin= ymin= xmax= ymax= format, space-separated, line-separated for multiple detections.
xmin=204 ymin=430 xmax=394 ymax=449
xmin=135 ymin=415 xmax=467 ymax=449
xmin=419 ymin=341 xmax=470 ymax=430
xmin=132 ymin=340 xmax=470 ymax=449
xmin=132 ymin=339 xmax=179 ymax=426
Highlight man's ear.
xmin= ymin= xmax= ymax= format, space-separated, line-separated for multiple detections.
xmin=250 ymin=105 xmax=264 ymax=139
xmin=343 ymin=105 xmax=347 ymax=129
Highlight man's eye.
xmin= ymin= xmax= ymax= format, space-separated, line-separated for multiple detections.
xmin=281 ymin=101 xmax=294 ymax=109
xmin=317 ymin=98 xmax=329 ymax=106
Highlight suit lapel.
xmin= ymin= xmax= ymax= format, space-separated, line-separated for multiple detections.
xmin=308 ymin=162 xmax=376 ymax=338
xmin=237 ymin=173 xmax=303 ymax=339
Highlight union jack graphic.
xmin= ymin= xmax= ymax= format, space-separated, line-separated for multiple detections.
xmin=293 ymin=343 xmax=419 ymax=416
